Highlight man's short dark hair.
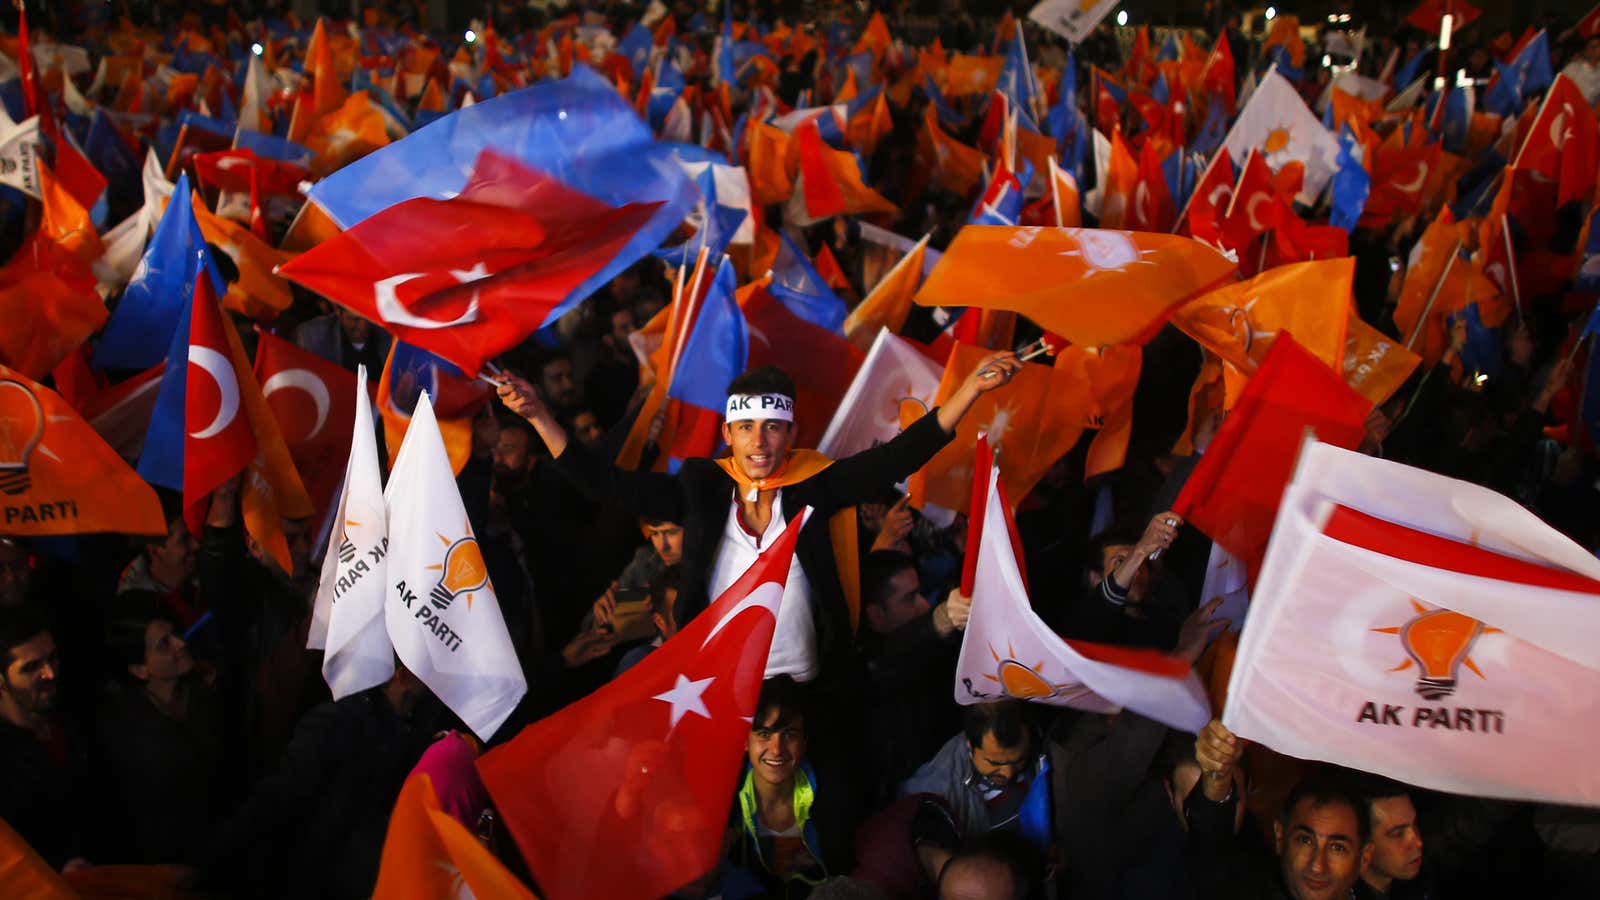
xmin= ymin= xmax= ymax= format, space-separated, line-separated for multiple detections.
xmin=0 ymin=605 xmax=49 ymax=671
xmin=1085 ymin=524 xmax=1145 ymax=574
xmin=1350 ymin=773 xmax=1413 ymax=813
xmin=936 ymin=831 xmax=1035 ymax=900
xmin=104 ymin=592 xmax=174 ymax=679
xmin=753 ymin=675 xmax=810 ymax=735
xmin=862 ymin=549 xmax=918 ymax=609
xmin=1280 ymin=774 xmax=1371 ymax=845
xmin=726 ymin=366 xmax=796 ymax=402
xmin=962 ymin=699 xmax=1030 ymax=751
xmin=648 ymin=565 xmax=680 ymax=615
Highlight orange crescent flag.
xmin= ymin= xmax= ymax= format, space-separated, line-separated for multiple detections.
xmin=0 ymin=364 xmax=165 ymax=536
xmin=373 ymin=774 xmax=537 ymax=899
xmin=915 ymin=226 xmax=1238 ymax=347
xmin=1171 ymin=258 xmax=1355 ymax=380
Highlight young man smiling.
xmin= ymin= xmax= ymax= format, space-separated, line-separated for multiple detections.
xmin=498 ymin=352 xmax=1018 ymax=683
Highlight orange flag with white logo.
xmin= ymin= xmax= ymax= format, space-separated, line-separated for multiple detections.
xmin=1054 ymin=344 xmax=1142 ymax=479
xmin=304 ymin=92 xmax=390 ymax=178
xmin=945 ymin=54 xmax=1003 ymax=97
xmin=374 ymin=774 xmax=536 ymax=899
xmin=1342 ymin=314 xmax=1421 ymax=406
xmin=915 ymin=226 xmax=1238 ymax=347
xmin=0 ymin=363 xmax=165 ymax=536
xmin=1394 ymin=210 xmax=1498 ymax=366
xmin=192 ymin=197 xmax=295 ymax=320
xmin=843 ymin=234 xmax=929 ymax=352
xmin=908 ymin=342 xmax=1093 ymax=513
xmin=1171 ymin=258 xmax=1354 ymax=379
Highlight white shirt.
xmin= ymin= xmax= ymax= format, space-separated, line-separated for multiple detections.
xmin=707 ymin=489 xmax=819 ymax=682
xmin=1562 ymin=59 xmax=1600 ymax=106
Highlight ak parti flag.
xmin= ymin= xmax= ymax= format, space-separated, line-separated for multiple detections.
xmin=304 ymin=91 xmax=391 ymax=178
xmin=817 ymin=328 xmax=944 ymax=460
xmin=915 ymin=226 xmax=1238 ymax=347
xmin=1172 ymin=334 xmax=1372 ymax=580
xmin=374 ymin=774 xmax=536 ymax=899
xmin=843 ymin=233 xmax=930 ymax=352
xmin=1342 ymin=315 xmax=1422 ymax=406
xmin=956 ymin=450 xmax=1211 ymax=730
xmin=909 ymin=342 xmax=1093 ymax=514
xmin=253 ymin=331 xmax=361 ymax=524
xmin=1394 ymin=211 xmax=1498 ymax=366
xmin=0 ymin=238 xmax=106 ymax=380
xmin=377 ymin=341 xmax=489 ymax=476
xmin=1225 ymin=440 xmax=1600 ymax=806
xmin=1054 ymin=344 xmax=1142 ymax=479
xmin=0 ymin=364 xmax=164 ymax=536
xmin=478 ymin=508 xmax=811 ymax=900
xmin=279 ymin=149 xmax=661 ymax=376
xmin=1171 ymin=258 xmax=1354 ymax=378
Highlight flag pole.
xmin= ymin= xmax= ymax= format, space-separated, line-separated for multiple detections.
xmin=1502 ymin=214 xmax=1523 ymax=322
xmin=1404 ymin=241 xmax=1462 ymax=351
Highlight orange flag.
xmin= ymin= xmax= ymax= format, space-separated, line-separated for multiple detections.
xmin=0 ymin=815 xmax=74 ymax=897
xmin=192 ymin=198 xmax=295 ymax=320
xmin=1054 ymin=344 xmax=1142 ymax=479
xmin=814 ymin=243 xmax=855 ymax=301
xmin=1047 ymin=157 xmax=1082 ymax=227
xmin=304 ymin=92 xmax=390 ymax=178
xmin=373 ymin=774 xmax=537 ymax=899
xmin=1394 ymin=210 xmax=1498 ymax=365
xmin=746 ymin=122 xmax=795 ymax=206
xmin=914 ymin=105 xmax=986 ymax=198
xmin=1171 ymin=258 xmax=1355 ymax=379
xmin=945 ymin=54 xmax=1003 ymax=97
xmin=37 ymin=164 xmax=103 ymax=263
xmin=0 ymin=240 xmax=106 ymax=380
xmin=844 ymin=233 xmax=929 ymax=352
xmin=915 ymin=227 xmax=1238 ymax=346
xmin=1098 ymin=130 xmax=1140 ymax=229
xmin=908 ymin=343 xmax=1092 ymax=513
xmin=307 ymin=18 xmax=348 ymax=120
xmin=1342 ymin=314 xmax=1422 ymax=406
xmin=790 ymin=120 xmax=897 ymax=224
xmin=0 ymin=364 xmax=165 ymax=536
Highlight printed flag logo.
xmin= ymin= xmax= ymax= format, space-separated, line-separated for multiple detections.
xmin=0 ymin=379 xmax=44 ymax=495
xmin=1374 ymin=600 xmax=1500 ymax=701
xmin=427 ymin=522 xmax=489 ymax=613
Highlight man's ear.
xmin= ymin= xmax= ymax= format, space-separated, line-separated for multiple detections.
xmin=1361 ymin=842 xmax=1375 ymax=872
xmin=129 ymin=663 xmax=150 ymax=683
xmin=1273 ymin=820 xmax=1285 ymax=855
xmin=864 ymin=603 xmax=886 ymax=633
xmin=721 ymin=421 xmax=734 ymax=445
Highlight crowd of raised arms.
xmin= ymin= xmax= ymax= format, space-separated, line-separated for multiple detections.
xmin=1 ymin=0 xmax=1599 ymax=898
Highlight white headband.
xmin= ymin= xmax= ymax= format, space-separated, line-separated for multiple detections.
xmin=725 ymin=392 xmax=794 ymax=422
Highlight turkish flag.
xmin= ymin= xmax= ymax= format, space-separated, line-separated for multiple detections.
xmin=253 ymin=331 xmax=362 ymax=523
xmin=1219 ymin=150 xmax=1288 ymax=254
xmin=1172 ymin=334 xmax=1372 ymax=581
xmin=1130 ymin=140 xmax=1175 ymax=233
xmin=183 ymin=274 xmax=259 ymax=534
xmin=739 ymin=280 xmax=865 ymax=451
xmin=1513 ymin=74 xmax=1598 ymax=209
xmin=1181 ymin=148 xmax=1235 ymax=242
xmin=478 ymin=509 xmax=811 ymax=900
xmin=192 ymin=148 xmax=310 ymax=197
xmin=1365 ymin=141 xmax=1440 ymax=223
xmin=277 ymin=149 xmax=662 ymax=375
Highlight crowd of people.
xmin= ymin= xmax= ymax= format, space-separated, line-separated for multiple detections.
xmin=3 ymin=0 xmax=1600 ymax=898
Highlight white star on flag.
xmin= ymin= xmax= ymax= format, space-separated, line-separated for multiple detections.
xmin=653 ymin=673 xmax=715 ymax=730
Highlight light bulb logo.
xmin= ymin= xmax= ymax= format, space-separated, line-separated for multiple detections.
xmin=0 ymin=379 xmax=45 ymax=496
xmin=1374 ymin=600 xmax=1500 ymax=701
xmin=426 ymin=524 xmax=488 ymax=611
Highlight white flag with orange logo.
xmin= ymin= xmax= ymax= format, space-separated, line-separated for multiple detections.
xmin=310 ymin=366 xmax=395 ymax=700
xmin=1226 ymin=441 xmax=1600 ymax=805
xmin=1222 ymin=69 xmax=1339 ymax=205
xmin=817 ymin=328 xmax=943 ymax=460
xmin=384 ymin=391 xmax=526 ymax=740
xmin=956 ymin=464 xmax=1212 ymax=732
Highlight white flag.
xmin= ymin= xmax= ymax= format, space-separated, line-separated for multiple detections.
xmin=384 ymin=391 xmax=526 ymax=740
xmin=310 ymin=366 xmax=395 ymax=699
xmin=1200 ymin=542 xmax=1251 ymax=635
xmin=1223 ymin=69 xmax=1340 ymax=206
xmin=1028 ymin=0 xmax=1119 ymax=44
xmin=956 ymin=466 xmax=1212 ymax=733
xmin=1225 ymin=441 xmax=1600 ymax=805
xmin=817 ymin=328 xmax=942 ymax=460
xmin=0 ymin=113 xmax=42 ymax=200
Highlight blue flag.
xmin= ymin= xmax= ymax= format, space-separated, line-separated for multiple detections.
xmin=1452 ymin=304 xmax=1503 ymax=380
xmin=997 ymin=21 xmax=1039 ymax=126
xmin=619 ymin=24 xmax=653 ymax=78
xmin=769 ymin=233 xmax=848 ymax=334
xmin=306 ymin=66 xmax=694 ymax=329
xmin=1157 ymin=33 xmax=1181 ymax=62
xmin=1330 ymin=126 xmax=1370 ymax=233
xmin=84 ymin=110 xmax=140 ymax=222
xmin=135 ymin=290 xmax=194 ymax=490
xmin=1484 ymin=31 xmax=1552 ymax=118
xmin=667 ymin=257 xmax=746 ymax=414
xmin=1395 ymin=49 xmax=1432 ymax=92
xmin=1440 ymin=87 xmax=1473 ymax=154
xmin=93 ymin=175 xmax=225 ymax=370
xmin=924 ymin=74 xmax=963 ymax=127
xmin=231 ymin=128 xmax=315 ymax=168
xmin=1190 ymin=100 xmax=1228 ymax=158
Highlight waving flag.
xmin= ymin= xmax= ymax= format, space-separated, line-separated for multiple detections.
xmin=843 ymin=233 xmax=930 ymax=351
xmin=1330 ymin=126 xmax=1371 ymax=233
xmin=1223 ymin=70 xmax=1339 ymax=205
xmin=740 ymin=280 xmax=865 ymax=452
xmin=666 ymin=257 xmax=746 ymax=466
xmin=956 ymin=451 xmax=1210 ymax=731
xmin=918 ymin=227 xmax=1237 ymax=347
xmin=768 ymin=232 xmax=847 ymax=333
xmin=1172 ymin=259 xmax=1354 ymax=381
xmin=1028 ymin=0 xmax=1119 ymax=45
xmin=1173 ymin=335 xmax=1372 ymax=580
xmin=281 ymin=150 xmax=660 ymax=376
xmin=914 ymin=105 xmax=986 ymax=198
xmin=0 ymin=364 xmax=164 ymax=536
xmin=0 ymin=239 xmax=106 ymax=381
xmin=787 ymin=118 xmax=896 ymax=225
xmin=479 ymin=507 xmax=811 ymax=900
xmin=1226 ymin=440 xmax=1600 ymax=805
xmin=1512 ymin=74 xmax=1598 ymax=209
xmin=1180 ymin=148 xmax=1236 ymax=240
xmin=253 ymin=331 xmax=360 ymax=523
xmin=308 ymin=365 xmax=394 ymax=699
xmin=996 ymin=19 xmax=1040 ymax=125
xmin=375 ymin=773 xmax=536 ymax=899
xmin=818 ymin=328 xmax=943 ymax=460
xmin=377 ymin=341 xmax=489 ymax=476
xmin=1483 ymin=30 xmax=1552 ymax=118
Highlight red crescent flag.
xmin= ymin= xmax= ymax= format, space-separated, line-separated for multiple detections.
xmin=479 ymin=509 xmax=811 ymax=900
xmin=183 ymin=274 xmax=259 ymax=534
xmin=252 ymin=331 xmax=362 ymax=523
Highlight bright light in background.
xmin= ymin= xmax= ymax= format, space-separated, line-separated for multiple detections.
xmin=1116 ymin=10 xmax=1128 ymax=27
xmin=1265 ymin=6 xmax=1277 ymax=21
xmin=251 ymin=42 xmax=263 ymax=56
xmin=1439 ymin=15 xmax=1453 ymax=50
xmin=464 ymin=29 xmax=478 ymax=43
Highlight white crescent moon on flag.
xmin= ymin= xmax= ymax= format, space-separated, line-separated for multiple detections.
xmin=1207 ymin=184 xmax=1233 ymax=211
xmin=1553 ymin=106 xmax=1573 ymax=149
xmin=702 ymin=581 xmax=784 ymax=648
xmin=1392 ymin=161 xmax=1429 ymax=195
xmin=188 ymin=346 xmax=240 ymax=439
xmin=373 ymin=272 xmax=480 ymax=330
xmin=1246 ymin=193 xmax=1272 ymax=231
xmin=262 ymin=368 xmax=330 ymax=441
xmin=1134 ymin=182 xmax=1151 ymax=227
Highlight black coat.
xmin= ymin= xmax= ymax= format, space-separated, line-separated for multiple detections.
xmin=550 ymin=409 xmax=955 ymax=679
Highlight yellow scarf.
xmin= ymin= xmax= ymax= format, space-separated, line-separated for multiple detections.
xmin=713 ymin=450 xmax=863 ymax=634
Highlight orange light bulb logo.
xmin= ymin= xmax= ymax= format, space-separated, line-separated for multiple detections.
xmin=0 ymin=379 xmax=44 ymax=496
xmin=429 ymin=535 xmax=488 ymax=611
xmin=1374 ymin=600 xmax=1499 ymax=701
